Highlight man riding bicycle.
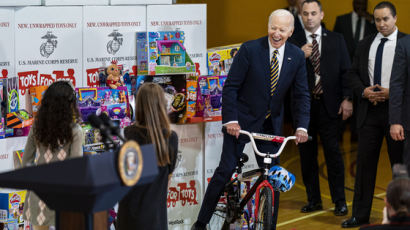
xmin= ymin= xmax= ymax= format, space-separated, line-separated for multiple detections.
xmin=192 ymin=9 xmax=311 ymax=230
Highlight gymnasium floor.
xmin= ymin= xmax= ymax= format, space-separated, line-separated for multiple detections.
xmin=276 ymin=129 xmax=391 ymax=230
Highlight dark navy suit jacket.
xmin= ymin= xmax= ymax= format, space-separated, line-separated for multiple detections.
xmin=289 ymin=27 xmax=352 ymax=119
xmin=348 ymin=31 xmax=406 ymax=128
xmin=222 ymin=37 xmax=310 ymax=135
xmin=390 ymin=35 xmax=410 ymax=131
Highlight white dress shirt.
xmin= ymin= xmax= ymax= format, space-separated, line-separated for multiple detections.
xmin=268 ymin=39 xmax=286 ymax=76
xmin=368 ymin=28 xmax=398 ymax=88
xmin=352 ymin=11 xmax=365 ymax=41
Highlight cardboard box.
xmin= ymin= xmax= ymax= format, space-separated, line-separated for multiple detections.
xmin=207 ymin=43 xmax=241 ymax=76
xmin=42 ymin=0 xmax=108 ymax=5
xmin=147 ymin=4 xmax=207 ymax=76
xmin=83 ymin=5 xmax=146 ymax=87
xmin=0 ymin=190 xmax=27 ymax=225
xmin=0 ymin=0 xmax=40 ymax=6
xmin=15 ymin=6 xmax=83 ymax=111
xmin=110 ymin=0 xmax=172 ymax=5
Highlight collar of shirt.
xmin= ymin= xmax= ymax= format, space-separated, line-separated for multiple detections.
xmin=268 ymin=40 xmax=286 ymax=74
xmin=375 ymin=27 xmax=398 ymax=42
xmin=352 ymin=11 xmax=365 ymax=39
xmin=305 ymin=26 xmax=322 ymax=45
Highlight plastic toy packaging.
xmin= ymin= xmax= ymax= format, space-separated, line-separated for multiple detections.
xmin=29 ymin=85 xmax=48 ymax=117
xmin=136 ymin=31 xmax=196 ymax=75
xmin=76 ymin=86 xmax=131 ymax=127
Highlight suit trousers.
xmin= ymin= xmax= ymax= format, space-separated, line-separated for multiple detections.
xmin=352 ymin=102 xmax=403 ymax=222
xmin=197 ymin=119 xmax=280 ymax=229
xmin=298 ymin=97 xmax=346 ymax=204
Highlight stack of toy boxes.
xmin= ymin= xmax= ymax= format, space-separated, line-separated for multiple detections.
xmin=136 ymin=31 xmax=196 ymax=76
xmin=207 ymin=43 xmax=241 ymax=76
xmin=0 ymin=79 xmax=5 ymax=138
xmin=0 ymin=189 xmax=27 ymax=230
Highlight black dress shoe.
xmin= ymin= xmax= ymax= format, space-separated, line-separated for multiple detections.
xmin=341 ymin=217 xmax=369 ymax=228
xmin=300 ymin=202 xmax=323 ymax=213
xmin=334 ymin=202 xmax=348 ymax=216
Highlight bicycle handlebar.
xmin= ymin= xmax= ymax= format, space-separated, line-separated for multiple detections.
xmin=222 ymin=126 xmax=312 ymax=158
xmin=239 ymin=130 xmax=296 ymax=158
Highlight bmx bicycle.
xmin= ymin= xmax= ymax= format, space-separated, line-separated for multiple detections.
xmin=209 ymin=129 xmax=306 ymax=230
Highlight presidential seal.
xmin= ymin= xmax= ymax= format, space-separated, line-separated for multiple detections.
xmin=118 ymin=140 xmax=143 ymax=186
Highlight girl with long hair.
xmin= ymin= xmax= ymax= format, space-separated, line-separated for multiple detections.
xmin=117 ymin=83 xmax=178 ymax=230
xmin=22 ymin=81 xmax=83 ymax=230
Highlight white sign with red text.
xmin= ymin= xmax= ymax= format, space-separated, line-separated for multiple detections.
xmin=15 ymin=6 xmax=83 ymax=111
xmin=0 ymin=8 xmax=14 ymax=80
xmin=168 ymin=123 xmax=204 ymax=230
xmin=83 ymin=5 xmax=146 ymax=87
xmin=147 ymin=4 xmax=207 ymax=76
xmin=204 ymin=121 xmax=259 ymax=191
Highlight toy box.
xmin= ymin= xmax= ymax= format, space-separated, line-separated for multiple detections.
xmin=0 ymin=190 xmax=26 ymax=226
xmin=136 ymin=31 xmax=196 ymax=75
xmin=197 ymin=76 xmax=226 ymax=121
xmin=207 ymin=43 xmax=241 ymax=76
xmin=6 ymin=110 xmax=33 ymax=129
xmin=138 ymin=75 xmax=198 ymax=124
xmin=76 ymin=87 xmax=131 ymax=127
xmin=6 ymin=77 xmax=19 ymax=114
xmin=29 ymin=85 xmax=48 ymax=117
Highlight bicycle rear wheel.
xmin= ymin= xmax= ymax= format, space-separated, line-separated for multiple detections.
xmin=208 ymin=202 xmax=230 ymax=230
xmin=255 ymin=187 xmax=273 ymax=230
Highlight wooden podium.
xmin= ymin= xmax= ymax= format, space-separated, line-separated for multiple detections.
xmin=0 ymin=144 xmax=158 ymax=230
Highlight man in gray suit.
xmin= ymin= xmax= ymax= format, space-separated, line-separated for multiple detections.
xmin=390 ymin=35 xmax=410 ymax=173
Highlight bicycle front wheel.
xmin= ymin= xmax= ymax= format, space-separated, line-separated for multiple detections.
xmin=208 ymin=202 xmax=230 ymax=230
xmin=255 ymin=187 xmax=273 ymax=230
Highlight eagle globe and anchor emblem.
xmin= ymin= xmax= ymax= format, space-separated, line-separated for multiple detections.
xmin=40 ymin=31 xmax=58 ymax=58
xmin=107 ymin=30 xmax=123 ymax=55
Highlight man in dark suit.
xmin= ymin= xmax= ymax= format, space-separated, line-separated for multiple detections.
xmin=390 ymin=35 xmax=410 ymax=174
xmin=191 ymin=9 xmax=310 ymax=230
xmin=289 ymin=0 xmax=352 ymax=216
xmin=334 ymin=0 xmax=377 ymax=144
xmin=341 ymin=1 xmax=405 ymax=228
xmin=334 ymin=0 xmax=377 ymax=60
xmin=291 ymin=0 xmax=307 ymax=41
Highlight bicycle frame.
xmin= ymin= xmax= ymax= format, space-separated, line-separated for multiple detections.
xmin=226 ymin=130 xmax=297 ymax=225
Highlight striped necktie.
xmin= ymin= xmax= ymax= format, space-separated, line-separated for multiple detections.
xmin=270 ymin=49 xmax=279 ymax=96
xmin=266 ymin=50 xmax=279 ymax=119
xmin=310 ymin=34 xmax=323 ymax=95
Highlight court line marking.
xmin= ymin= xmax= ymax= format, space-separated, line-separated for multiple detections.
xmin=278 ymin=154 xmax=386 ymax=227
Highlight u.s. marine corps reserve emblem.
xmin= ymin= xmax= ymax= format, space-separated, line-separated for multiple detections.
xmin=118 ymin=140 xmax=143 ymax=186
xmin=107 ymin=29 xmax=123 ymax=55
xmin=40 ymin=31 xmax=58 ymax=58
